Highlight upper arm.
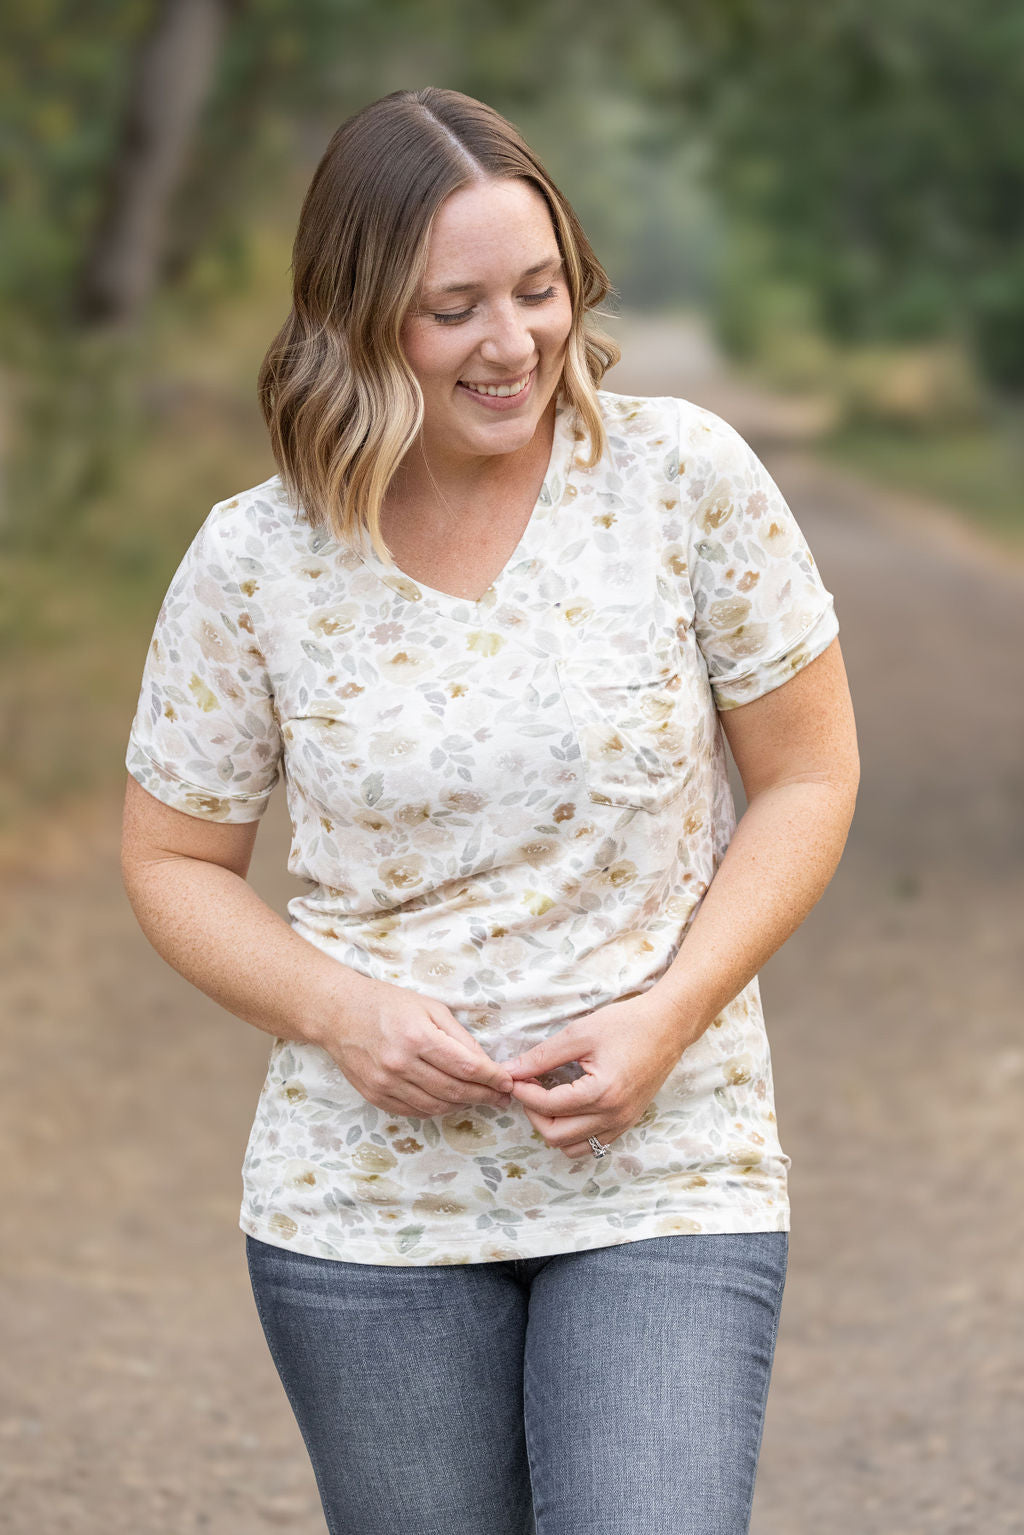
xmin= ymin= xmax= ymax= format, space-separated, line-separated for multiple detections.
xmin=121 ymin=772 xmax=260 ymax=882
xmin=672 ymin=401 xmax=856 ymax=800
xmin=717 ymin=635 xmax=860 ymax=802
xmin=121 ymin=500 xmax=283 ymax=885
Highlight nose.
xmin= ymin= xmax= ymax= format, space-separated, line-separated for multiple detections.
xmin=478 ymin=299 xmax=538 ymax=373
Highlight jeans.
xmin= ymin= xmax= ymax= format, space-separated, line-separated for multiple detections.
xmin=245 ymin=1228 xmax=788 ymax=1535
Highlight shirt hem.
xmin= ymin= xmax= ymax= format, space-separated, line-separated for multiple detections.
xmin=125 ymin=736 xmax=277 ymax=822
xmin=239 ymin=1204 xmax=791 ymax=1266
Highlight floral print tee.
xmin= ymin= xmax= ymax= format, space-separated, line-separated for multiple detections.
xmin=125 ymin=389 xmax=839 ymax=1266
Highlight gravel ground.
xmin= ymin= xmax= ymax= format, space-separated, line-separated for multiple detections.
xmin=1 ymin=317 xmax=1021 ymax=1533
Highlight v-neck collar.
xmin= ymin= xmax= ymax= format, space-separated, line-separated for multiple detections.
xmin=353 ymin=397 xmax=578 ymax=625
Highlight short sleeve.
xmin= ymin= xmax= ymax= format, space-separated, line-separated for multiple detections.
xmin=125 ymin=507 xmax=283 ymax=822
xmin=679 ymin=401 xmax=839 ymax=711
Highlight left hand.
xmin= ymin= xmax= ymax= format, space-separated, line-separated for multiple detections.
xmin=506 ymin=992 xmax=698 ymax=1160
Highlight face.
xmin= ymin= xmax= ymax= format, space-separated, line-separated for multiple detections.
xmin=400 ymin=177 xmax=574 ymax=472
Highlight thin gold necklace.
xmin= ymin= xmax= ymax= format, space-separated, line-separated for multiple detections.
xmin=419 ymin=439 xmax=462 ymax=526
xmin=413 ymin=439 xmax=489 ymax=600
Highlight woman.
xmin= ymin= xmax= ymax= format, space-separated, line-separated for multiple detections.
xmin=121 ymin=87 xmax=859 ymax=1535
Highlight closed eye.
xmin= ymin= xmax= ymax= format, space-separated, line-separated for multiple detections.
xmin=431 ymin=286 xmax=559 ymax=325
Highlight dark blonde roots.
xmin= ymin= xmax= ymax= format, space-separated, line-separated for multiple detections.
xmin=256 ymin=87 xmax=621 ymax=562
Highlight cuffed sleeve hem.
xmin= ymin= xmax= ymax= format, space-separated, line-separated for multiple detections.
xmin=125 ymin=733 xmax=278 ymax=823
xmin=709 ymin=599 xmax=840 ymax=711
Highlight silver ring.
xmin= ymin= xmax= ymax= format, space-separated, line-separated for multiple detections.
xmin=588 ymin=1136 xmax=610 ymax=1159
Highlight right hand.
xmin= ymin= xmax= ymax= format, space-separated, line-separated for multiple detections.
xmin=308 ymin=978 xmax=515 ymax=1118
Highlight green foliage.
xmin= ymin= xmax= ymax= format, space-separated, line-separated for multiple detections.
xmin=2 ymin=0 xmax=1022 ymax=558
xmin=2 ymin=0 xmax=1022 ymax=834
xmin=6 ymin=0 xmax=1022 ymax=379
xmin=0 ymin=1 xmax=153 ymax=340
xmin=695 ymin=0 xmax=1024 ymax=388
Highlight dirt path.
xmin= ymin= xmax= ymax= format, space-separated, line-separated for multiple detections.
xmin=2 ymin=317 xmax=1022 ymax=1533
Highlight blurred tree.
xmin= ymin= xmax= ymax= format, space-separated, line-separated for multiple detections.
xmin=687 ymin=0 xmax=1024 ymax=390
xmin=4 ymin=0 xmax=1021 ymax=829
xmin=73 ymin=0 xmax=239 ymax=326
xmin=1 ymin=0 xmax=1020 ymax=374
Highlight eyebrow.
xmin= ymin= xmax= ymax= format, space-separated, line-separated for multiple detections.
xmin=422 ymin=255 xmax=563 ymax=300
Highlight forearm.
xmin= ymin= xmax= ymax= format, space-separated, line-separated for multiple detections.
xmin=649 ymin=777 xmax=857 ymax=1044
xmin=122 ymin=855 xmax=377 ymax=1047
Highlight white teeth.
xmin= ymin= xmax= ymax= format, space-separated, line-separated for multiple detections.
xmin=461 ymin=372 xmax=531 ymax=397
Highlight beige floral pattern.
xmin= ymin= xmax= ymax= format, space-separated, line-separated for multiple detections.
xmin=126 ymin=390 xmax=839 ymax=1265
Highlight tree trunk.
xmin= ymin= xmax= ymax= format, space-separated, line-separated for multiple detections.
xmin=73 ymin=0 xmax=235 ymax=329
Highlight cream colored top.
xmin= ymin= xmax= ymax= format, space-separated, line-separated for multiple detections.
xmin=126 ymin=389 xmax=839 ymax=1265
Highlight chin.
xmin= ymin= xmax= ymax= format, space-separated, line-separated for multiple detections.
xmin=480 ymin=416 xmax=541 ymax=447
xmin=460 ymin=403 xmax=538 ymax=433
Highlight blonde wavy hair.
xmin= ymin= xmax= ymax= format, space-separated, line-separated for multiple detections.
xmin=257 ymin=87 xmax=621 ymax=563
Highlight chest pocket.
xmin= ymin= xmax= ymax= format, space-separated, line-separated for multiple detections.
xmin=554 ymin=639 xmax=695 ymax=814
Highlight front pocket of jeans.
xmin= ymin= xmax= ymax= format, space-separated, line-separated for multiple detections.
xmin=554 ymin=652 xmax=693 ymax=814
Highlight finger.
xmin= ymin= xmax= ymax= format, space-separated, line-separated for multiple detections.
xmin=506 ymin=1032 xmax=583 ymax=1081
xmin=379 ymin=1085 xmax=512 ymax=1117
xmin=422 ymin=1005 xmax=514 ymax=1085
xmin=419 ymin=1027 xmax=514 ymax=1094
xmin=404 ymin=1058 xmax=513 ymax=1108
xmin=511 ymin=1071 xmax=603 ymax=1117
xmin=521 ymin=1102 xmax=618 ymax=1151
xmin=377 ymin=1088 xmax=453 ymax=1117
xmin=561 ymin=1139 xmax=612 ymax=1159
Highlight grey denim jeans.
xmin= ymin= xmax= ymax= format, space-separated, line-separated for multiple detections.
xmin=246 ymin=1228 xmax=788 ymax=1535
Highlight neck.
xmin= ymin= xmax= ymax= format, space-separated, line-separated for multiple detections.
xmin=393 ymin=398 xmax=557 ymax=513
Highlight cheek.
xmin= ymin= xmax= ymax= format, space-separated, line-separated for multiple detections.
xmin=541 ymin=299 xmax=574 ymax=350
xmin=401 ymin=320 xmax=462 ymax=388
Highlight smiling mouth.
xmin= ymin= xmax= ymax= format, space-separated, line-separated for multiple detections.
xmin=458 ymin=367 xmax=536 ymax=398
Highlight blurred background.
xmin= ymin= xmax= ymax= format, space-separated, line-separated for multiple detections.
xmin=1 ymin=2 xmax=1021 ymax=1531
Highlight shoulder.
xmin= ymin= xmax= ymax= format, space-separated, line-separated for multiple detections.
xmin=593 ymin=388 xmax=677 ymax=442
xmin=592 ymin=389 xmax=748 ymax=469
xmin=200 ymin=472 xmax=307 ymax=548
xmin=160 ymin=474 xmax=320 ymax=622
xmin=178 ymin=473 xmax=325 ymax=594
